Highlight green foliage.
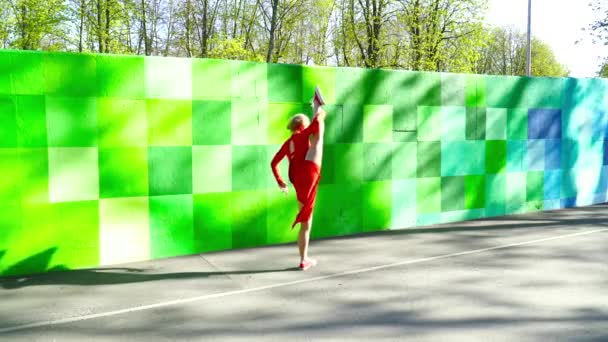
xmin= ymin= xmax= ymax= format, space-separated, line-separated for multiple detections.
xmin=208 ymin=37 xmax=263 ymax=62
xmin=476 ymin=26 xmax=568 ymax=77
xmin=0 ymin=0 xmax=567 ymax=77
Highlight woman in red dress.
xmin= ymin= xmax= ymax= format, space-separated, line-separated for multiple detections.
xmin=270 ymin=88 xmax=326 ymax=270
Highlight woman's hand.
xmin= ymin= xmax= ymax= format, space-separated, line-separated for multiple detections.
xmin=279 ymin=183 xmax=289 ymax=195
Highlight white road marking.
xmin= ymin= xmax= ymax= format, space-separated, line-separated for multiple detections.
xmin=1 ymin=227 xmax=606 ymax=334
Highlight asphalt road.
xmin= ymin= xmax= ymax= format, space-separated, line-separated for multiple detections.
xmin=1 ymin=205 xmax=607 ymax=341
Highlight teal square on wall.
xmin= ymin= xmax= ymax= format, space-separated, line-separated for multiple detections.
xmin=192 ymin=100 xmax=232 ymax=145
xmin=99 ymin=147 xmax=149 ymax=198
xmin=148 ymin=147 xmax=193 ymax=196
xmin=46 ymin=96 xmax=98 ymax=147
xmin=485 ymin=173 xmax=506 ymax=216
xmin=486 ymin=108 xmax=507 ymax=140
xmin=441 ymin=141 xmax=485 ymax=176
xmin=416 ymin=177 xmax=441 ymax=214
xmin=440 ymin=106 xmax=466 ymax=141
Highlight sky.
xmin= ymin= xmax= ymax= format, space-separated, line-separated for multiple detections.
xmin=485 ymin=0 xmax=607 ymax=77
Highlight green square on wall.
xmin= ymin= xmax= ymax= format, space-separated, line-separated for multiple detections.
xmin=268 ymin=64 xmax=302 ymax=102
xmin=96 ymin=54 xmax=144 ymax=98
xmin=148 ymin=147 xmax=193 ymax=196
xmin=15 ymin=95 xmax=48 ymax=147
xmin=363 ymin=143 xmax=393 ymax=181
xmin=267 ymin=102 xmax=302 ymax=145
xmin=362 ymin=181 xmax=392 ymax=232
xmin=44 ymin=52 xmax=97 ymax=96
xmin=147 ymin=99 xmax=192 ymax=146
xmin=465 ymin=175 xmax=485 ymax=209
xmin=417 ymin=106 xmax=441 ymax=141
xmin=507 ymin=108 xmax=528 ymax=140
xmin=193 ymin=192 xmax=232 ymax=252
xmin=302 ymin=65 xmax=336 ymax=104
xmin=334 ymin=143 xmax=364 ymax=183
xmin=231 ymin=61 xmax=267 ymax=99
xmin=417 ymin=141 xmax=441 ymax=178
xmin=441 ymin=176 xmax=465 ymax=212
xmin=231 ymin=190 xmax=267 ymax=249
xmin=192 ymin=59 xmax=232 ymax=99
xmin=192 ymin=100 xmax=231 ymax=145
xmin=232 ymin=145 xmax=268 ymax=191
xmin=485 ymin=140 xmax=507 ymax=174
xmin=231 ymin=100 xmax=268 ymax=145
xmin=97 ymin=98 xmax=147 ymax=147
xmin=193 ymin=145 xmax=232 ymax=193
xmin=0 ymin=97 xmax=16 ymax=147
xmin=99 ymin=147 xmax=149 ymax=198
xmin=392 ymin=142 xmax=417 ymax=179
xmin=149 ymin=194 xmax=195 ymax=258
xmin=0 ymin=50 xmax=44 ymax=95
xmin=363 ymin=105 xmax=393 ymax=143
xmin=527 ymin=171 xmax=544 ymax=202
xmin=46 ymin=96 xmax=98 ymax=147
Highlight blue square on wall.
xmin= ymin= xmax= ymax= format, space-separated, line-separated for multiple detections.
xmin=528 ymin=109 xmax=561 ymax=139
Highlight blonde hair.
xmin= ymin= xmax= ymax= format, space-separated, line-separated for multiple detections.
xmin=286 ymin=113 xmax=310 ymax=132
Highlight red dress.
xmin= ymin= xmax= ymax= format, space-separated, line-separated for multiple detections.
xmin=270 ymin=117 xmax=321 ymax=228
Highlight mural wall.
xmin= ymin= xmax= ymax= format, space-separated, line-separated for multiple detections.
xmin=1 ymin=49 xmax=607 ymax=277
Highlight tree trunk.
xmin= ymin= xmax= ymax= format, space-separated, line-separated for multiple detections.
xmin=266 ymin=0 xmax=279 ymax=63
xmin=141 ymin=0 xmax=149 ymax=55
xmin=105 ymin=0 xmax=111 ymax=52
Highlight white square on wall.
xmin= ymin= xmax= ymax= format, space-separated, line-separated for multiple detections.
xmin=99 ymin=197 xmax=150 ymax=265
xmin=48 ymin=147 xmax=99 ymax=203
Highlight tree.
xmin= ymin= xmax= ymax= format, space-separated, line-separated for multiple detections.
xmin=599 ymin=59 xmax=608 ymax=77
xmin=397 ymin=0 xmax=487 ymax=72
xmin=476 ymin=26 xmax=568 ymax=77
xmin=6 ymin=0 xmax=66 ymax=50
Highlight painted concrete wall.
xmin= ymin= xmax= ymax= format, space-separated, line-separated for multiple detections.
xmin=1 ymin=49 xmax=607 ymax=277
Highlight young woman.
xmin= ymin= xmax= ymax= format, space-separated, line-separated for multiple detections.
xmin=270 ymin=87 xmax=326 ymax=270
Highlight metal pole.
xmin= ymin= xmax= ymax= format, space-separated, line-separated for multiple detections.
xmin=526 ymin=0 xmax=532 ymax=76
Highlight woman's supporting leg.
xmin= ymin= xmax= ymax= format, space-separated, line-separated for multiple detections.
xmin=296 ymin=202 xmax=313 ymax=262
